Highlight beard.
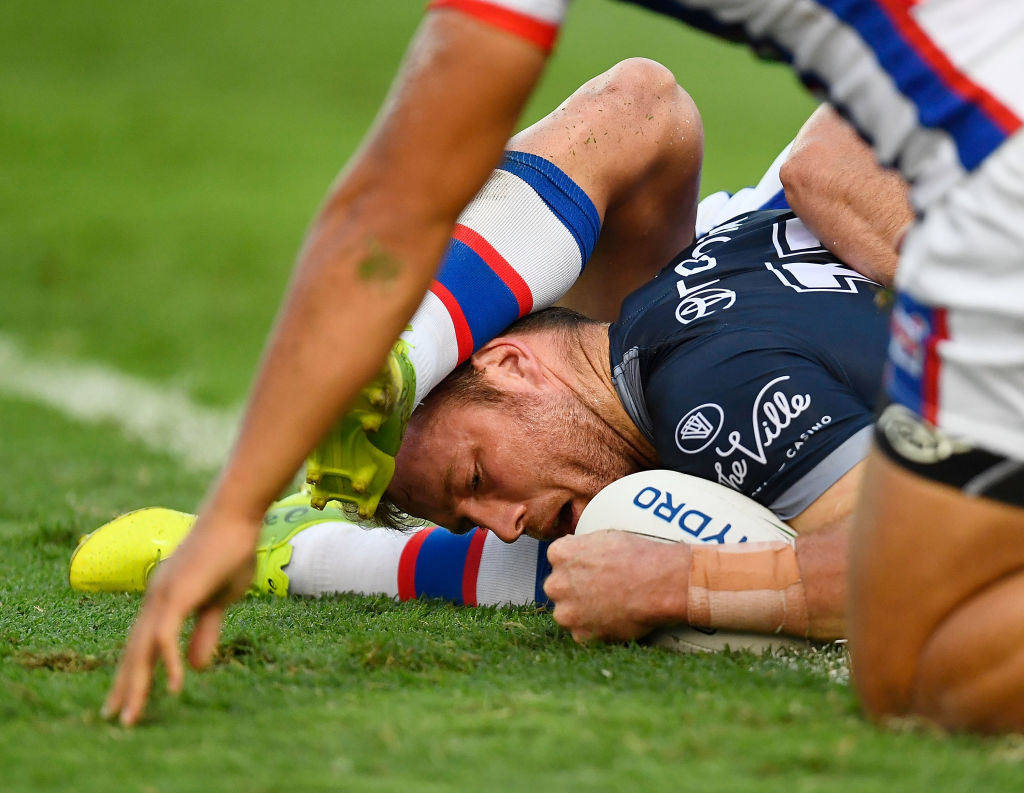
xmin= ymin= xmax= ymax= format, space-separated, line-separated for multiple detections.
xmin=511 ymin=388 xmax=641 ymax=500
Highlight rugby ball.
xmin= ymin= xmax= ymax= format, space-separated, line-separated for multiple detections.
xmin=576 ymin=470 xmax=810 ymax=654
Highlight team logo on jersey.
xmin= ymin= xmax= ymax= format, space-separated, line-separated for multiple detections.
xmin=675 ymin=403 xmax=724 ymax=454
xmin=765 ymin=260 xmax=878 ymax=294
xmin=766 ymin=217 xmax=877 ymax=294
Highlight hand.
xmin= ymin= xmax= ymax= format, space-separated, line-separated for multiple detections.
xmin=543 ymin=530 xmax=690 ymax=643
xmin=102 ymin=510 xmax=260 ymax=725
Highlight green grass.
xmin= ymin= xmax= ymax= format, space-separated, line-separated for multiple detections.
xmin=5 ymin=395 xmax=1024 ymax=792
xmin=3 ymin=1 xmax=1021 ymax=790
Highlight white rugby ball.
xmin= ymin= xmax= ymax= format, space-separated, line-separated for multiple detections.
xmin=576 ymin=470 xmax=809 ymax=654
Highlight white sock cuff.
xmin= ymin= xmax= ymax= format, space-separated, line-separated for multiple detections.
xmin=285 ymin=521 xmax=413 ymax=598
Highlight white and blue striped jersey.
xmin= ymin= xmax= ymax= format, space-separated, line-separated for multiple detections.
xmin=432 ymin=0 xmax=1024 ymax=210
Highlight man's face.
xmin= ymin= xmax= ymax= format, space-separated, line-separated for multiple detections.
xmin=389 ymin=389 xmax=635 ymax=543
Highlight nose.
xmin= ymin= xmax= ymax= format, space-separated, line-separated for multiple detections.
xmin=463 ymin=499 xmax=526 ymax=543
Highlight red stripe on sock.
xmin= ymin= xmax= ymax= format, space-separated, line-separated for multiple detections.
xmin=461 ymin=528 xmax=488 ymax=607
xmin=452 ymin=223 xmax=534 ymax=316
xmin=429 ymin=281 xmax=474 ymax=362
xmin=397 ymin=527 xmax=435 ymax=601
xmin=427 ymin=0 xmax=560 ymax=52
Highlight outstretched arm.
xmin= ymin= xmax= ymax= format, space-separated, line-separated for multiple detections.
xmin=543 ymin=525 xmax=847 ymax=643
xmin=543 ymin=464 xmax=864 ymax=643
xmin=104 ymin=10 xmax=549 ymax=726
xmin=781 ymin=105 xmax=913 ymax=286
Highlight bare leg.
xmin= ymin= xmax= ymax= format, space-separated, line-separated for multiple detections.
xmin=849 ymin=450 xmax=1024 ymax=732
xmin=402 ymin=58 xmax=705 ymax=402
xmin=510 ymin=57 xmax=704 ymax=321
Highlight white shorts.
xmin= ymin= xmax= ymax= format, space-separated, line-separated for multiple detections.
xmin=886 ymin=130 xmax=1024 ymax=464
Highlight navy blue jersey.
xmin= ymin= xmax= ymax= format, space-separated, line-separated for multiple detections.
xmin=608 ymin=210 xmax=890 ymax=518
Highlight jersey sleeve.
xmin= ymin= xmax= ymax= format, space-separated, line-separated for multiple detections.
xmin=644 ymin=329 xmax=874 ymax=519
xmin=427 ymin=0 xmax=570 ymax=52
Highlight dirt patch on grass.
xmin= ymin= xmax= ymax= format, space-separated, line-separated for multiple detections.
xmin=15 ymin=648 xmax=115 ymax=672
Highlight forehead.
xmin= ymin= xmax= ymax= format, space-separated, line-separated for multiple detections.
xmin=389 ymin=399 xmax=501 ymax=519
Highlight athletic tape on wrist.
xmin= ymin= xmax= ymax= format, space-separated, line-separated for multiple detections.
xmin=686 ymin=542 xmax=809 ymax=637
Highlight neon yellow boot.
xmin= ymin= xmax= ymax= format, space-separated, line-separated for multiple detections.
xmin=69 ymin=493 xmax=351 ymax=596
xmin=305 ymin=339 xmax=416 ymax=518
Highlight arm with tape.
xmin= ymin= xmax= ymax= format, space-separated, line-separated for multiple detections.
xmin=544 ymin=469 xmax=855 ymax=645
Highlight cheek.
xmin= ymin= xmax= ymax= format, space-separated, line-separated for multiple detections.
xmin=486 ymin=443 xmax=547 ymax=496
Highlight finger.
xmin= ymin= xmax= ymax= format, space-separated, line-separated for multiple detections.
xmin=101 ymin=650 xmax=130 ymax=720
xmin=114 ymin=623 xmax=159 ymax=726
xmin=161 ymin=623 xmax=186 ymax=695
xmin=102 ymin=604 xmax=157 ymax=721
xmin=187 ymin=603 xmax=227 ymax=671
xmin=551 ymin=601 xmax=575 ymax=629
xmin=545 ymin=536 xmax=573 ymax=564
xmin=121 ymin=605 xmax=186 ymax=726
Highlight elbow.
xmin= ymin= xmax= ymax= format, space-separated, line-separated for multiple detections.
xmin=779 ymin=142 xmax=832 ymax=215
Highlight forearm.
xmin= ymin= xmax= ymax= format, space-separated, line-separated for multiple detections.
xmin=686 ymin=529 xmax=848 ymax=640
xmin=781 ymin=105 xmax=913 ymax=287
xmin=546 ymin=523 xmax=848 ymax=642
xmin=203 ymin=14 xmax=546 ymax=521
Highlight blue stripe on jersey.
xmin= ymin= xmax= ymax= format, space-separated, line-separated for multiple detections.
xmin=621 ymin=0 xmax=1011 ymax=173
xmin=534 ymin=540 xmax=553 ymax=608
xmin=413 ymin=529 xmax=477 ymax=605
xmin=822 ymin=0 xmax=1007 ymax=170
xmin=499 ymin=151 xmax=601 ymax=266
xmin=435 ymin=238 xmax=522 ymax=350
xmin=758 ymin=187 xmax=789 ymax=211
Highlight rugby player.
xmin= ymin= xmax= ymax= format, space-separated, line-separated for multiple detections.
xmin=107 ymin=1 xmax=1024 ymax=733
xmin=84 ymin=60 xmax=906 ymax=647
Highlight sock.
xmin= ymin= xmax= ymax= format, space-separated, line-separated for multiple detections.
xmin=285 ymin=522 xmax=409 ymax=598
xmin=284 ymin=521 xmax=551 ymax=607
xmin=402 ymin=151 xmax=601 ymax=403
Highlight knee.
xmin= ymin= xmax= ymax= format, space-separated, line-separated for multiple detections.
xmin=854 ymin=569 xmax=1024 ymax=734
xmin=849 ymin=628 xmax=913 ymax=725
xmin=599 ymin=58 xmax=678 ymax=103
xmin=580 ymin=58 xmax=700 ymax=140
xmin=910 ymin=572 xmax=1024 ymax=733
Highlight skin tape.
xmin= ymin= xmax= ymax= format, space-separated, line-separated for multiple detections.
xmin=686 ymin=542 xmax=809 ymax=637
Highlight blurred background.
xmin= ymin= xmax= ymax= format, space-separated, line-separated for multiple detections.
xmin=1 ymin=0 xmax=816 ymax=411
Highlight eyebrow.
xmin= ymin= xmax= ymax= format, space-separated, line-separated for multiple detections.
xmin=440 ymin=454 xmax=476 ymax=535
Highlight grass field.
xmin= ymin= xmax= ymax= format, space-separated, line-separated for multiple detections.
xmin=3 ymin=1 xmax=1023 ymax=791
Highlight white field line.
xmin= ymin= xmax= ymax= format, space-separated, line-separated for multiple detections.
xmin=0 ymin=333 xmax=239 ymax=472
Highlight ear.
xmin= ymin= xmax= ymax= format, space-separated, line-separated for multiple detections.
xmin=470 ymin=337 xmax=547 ymax=394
